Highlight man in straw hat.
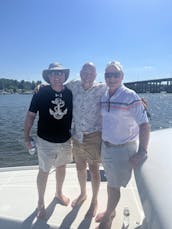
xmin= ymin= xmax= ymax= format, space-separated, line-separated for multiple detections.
xmin=24 ymin=62 xmax=73 ymax=219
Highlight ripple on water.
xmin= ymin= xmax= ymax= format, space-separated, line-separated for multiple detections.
xmin=0 ymin=93 xmax=172 ymax=167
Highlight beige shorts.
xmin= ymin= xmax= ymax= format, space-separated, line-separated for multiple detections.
xmin=101 ymin=140 xmax=137 ymax=188
xmin=37 ymin=136 xmax=73 ymax=172
xmin=72 ymin=131 xmax=102 ymax=164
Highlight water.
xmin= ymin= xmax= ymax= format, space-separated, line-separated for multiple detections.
xmin=0 ymin=94 xmax=37 ymax=167
xmin=0 ymin=93 xmax=172 ymax=168
xmin=140 ymin=93 xmax=172 ymax=130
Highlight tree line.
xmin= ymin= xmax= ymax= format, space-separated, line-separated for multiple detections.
xmin=0 ymin=78 xmax=42 ymax=93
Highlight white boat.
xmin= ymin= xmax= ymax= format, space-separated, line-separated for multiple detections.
xmin=135 ymin=128 xmax=172 ymax=229
xmin=0 ymin=128 xmax=171 ymax=229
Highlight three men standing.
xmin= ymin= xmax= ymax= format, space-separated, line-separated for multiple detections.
xmin=24 ymin=61 xmax=150 ymax=229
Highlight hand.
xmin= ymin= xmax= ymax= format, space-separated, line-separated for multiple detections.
xmin=141 ymin=98 xmax=148 ymax=109
xmin=129 ymin=149 xmax=147 ymax=169
xmin=24 ymin=136 xmax=32 ymax=150
xmin=34 ymin=83 xmax=45 ymax=94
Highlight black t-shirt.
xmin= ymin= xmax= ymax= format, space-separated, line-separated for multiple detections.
xmin=29 ymin=85 xmax=73 ymax=143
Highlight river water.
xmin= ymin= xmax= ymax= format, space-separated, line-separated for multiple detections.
xmin=0 ymin=93 xmax=172 ymax=167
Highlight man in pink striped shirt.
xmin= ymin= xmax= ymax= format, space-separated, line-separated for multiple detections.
xmin=95 ymin=61 xmax=150 ymax=229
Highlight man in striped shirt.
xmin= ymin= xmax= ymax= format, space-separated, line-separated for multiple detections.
xmin=95 ymin=61 xmax=150 ymax=229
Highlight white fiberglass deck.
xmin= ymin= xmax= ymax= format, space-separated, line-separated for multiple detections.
xmin=0 ymin=164 xmax=144 ymax=229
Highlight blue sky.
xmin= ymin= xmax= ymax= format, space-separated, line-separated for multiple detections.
xmin=0 ymin=0 xmax=172 ymax=83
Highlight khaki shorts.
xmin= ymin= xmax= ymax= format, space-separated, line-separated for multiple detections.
xmin=37 ymin=136 xmax=73 ymax=172
xmin=72 ymin=132 xmax=102 ymax=164
xmin=101 ymin=140 xmax=137 ymax=188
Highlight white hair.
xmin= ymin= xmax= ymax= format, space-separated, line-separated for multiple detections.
xmin=106 ymin=61 xmax=123 ymax=72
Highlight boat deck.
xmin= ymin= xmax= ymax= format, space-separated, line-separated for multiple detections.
xmin=0 ymin=164 xmax=144 ymax=229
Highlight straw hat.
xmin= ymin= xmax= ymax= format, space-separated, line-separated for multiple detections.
xmin=42 ymin=62 xmax=70 ymax=83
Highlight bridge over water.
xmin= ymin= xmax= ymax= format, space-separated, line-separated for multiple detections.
xmin=125 ymin=77 xmax=172 ymax=93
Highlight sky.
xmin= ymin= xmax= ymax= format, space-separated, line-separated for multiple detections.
xmin=0 ymin=0 xmax=172 ymax=83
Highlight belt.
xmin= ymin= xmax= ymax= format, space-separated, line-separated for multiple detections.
xmin=103 ymin=140 xmax=135 ymax=147
xmin=83 ymin=131 xmax=101 ymax=137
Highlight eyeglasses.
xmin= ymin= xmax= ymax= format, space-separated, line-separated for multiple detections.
xmin=49 ymin=71 xmax=64 ymax=76
xmin=104 ymin=72 xmax=121 ymax=78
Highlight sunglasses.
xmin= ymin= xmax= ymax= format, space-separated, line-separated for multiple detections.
xmin=104 ymin=72 xmax=121 ymax=78
xmin=49 ymin=71 xmax=65 ymax=76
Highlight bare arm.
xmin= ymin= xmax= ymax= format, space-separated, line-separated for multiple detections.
xmin=130 ymin=122 xmax=150 ymax=168
xmin=24 ymin=111 xmax=37 ymax=149
xmin=138 ymin=122 xmax=150 ymax=152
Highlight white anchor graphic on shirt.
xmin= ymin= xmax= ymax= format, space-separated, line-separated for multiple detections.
xmin=49 ymin=98 xmax=67 ymax=120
